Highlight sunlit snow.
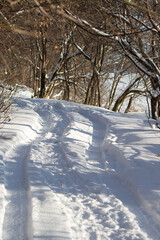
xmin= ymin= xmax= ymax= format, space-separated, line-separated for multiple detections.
xmin=0 ymin=89 xmax=160 ymax=240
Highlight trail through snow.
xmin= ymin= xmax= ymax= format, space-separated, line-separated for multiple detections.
xmin=0 ymin=98 xmax=160 ymax=239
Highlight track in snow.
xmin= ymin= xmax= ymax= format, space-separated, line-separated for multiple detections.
xmin=2 ymin=144 xmax=32 ymax=240
xmin=1 ymin=99 xmax=159 ymax=240
xmin=28 ymin=101 xmax=152 ymax=239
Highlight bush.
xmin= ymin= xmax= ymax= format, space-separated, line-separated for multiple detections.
xmin=0 ymin=84 xmax=17 ymax=125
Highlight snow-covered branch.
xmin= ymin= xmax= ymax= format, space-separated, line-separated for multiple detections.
xmin=74 ymin=43 xmax=91 ymax=61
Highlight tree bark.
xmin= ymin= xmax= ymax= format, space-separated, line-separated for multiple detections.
xmin=151 ymin=96 xmax=157 ymax=120
xmin=85 ymin=43 xmax=104 ymax=106
xmin=39 ymin=26 xmax=47 ymax=98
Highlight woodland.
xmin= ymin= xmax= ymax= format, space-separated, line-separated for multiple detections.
xmin=0 ymin=0 xmax=160 ymax=120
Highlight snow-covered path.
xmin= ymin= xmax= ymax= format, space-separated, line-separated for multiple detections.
xmin=0 ymin=98 xmax=160 ymax=239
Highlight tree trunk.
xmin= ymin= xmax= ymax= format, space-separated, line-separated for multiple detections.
xmin=39 ymin=27 xmax=47 ymax=98
xmin=112 ymin=77 xmax=141 ymax=112
xmin=85 ymin=43 xmax=104 ymax=106
xmin=151 ymin=96 xmax=157 ymax=120
xmin=124 ymin=96 xmax=134 ymax=113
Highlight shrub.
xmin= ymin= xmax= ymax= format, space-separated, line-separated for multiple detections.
xmin=0 ymin=84 xmax=17 ymax=125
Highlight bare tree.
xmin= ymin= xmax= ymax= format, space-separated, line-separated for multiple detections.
xmin=45 ymin=0 xmax=160 ymax=118
xmin=85 ymin=42 xmax=104 ymax=106
xmin=112 ymin=76 xmax=144 ymax=112
xmin=1 ymin=0 xmax=160 ymax=119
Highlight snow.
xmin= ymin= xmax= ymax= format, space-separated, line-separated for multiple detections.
xmin=0 ymin=91 xmax=160 ymax=239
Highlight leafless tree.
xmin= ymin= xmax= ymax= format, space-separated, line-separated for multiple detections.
xmin=1 ymin=0 xmax=160 ymax=119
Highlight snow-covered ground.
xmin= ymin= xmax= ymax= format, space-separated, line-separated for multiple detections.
xmin=0 ymin=91 xmax=160 ymax=239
